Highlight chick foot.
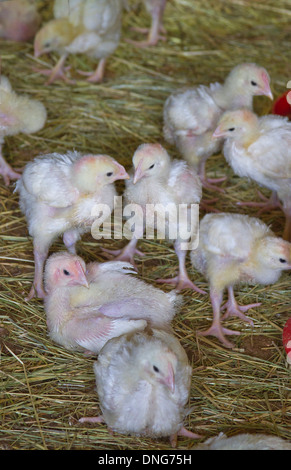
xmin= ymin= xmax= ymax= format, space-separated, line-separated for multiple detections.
xmin=197 ymin=323 xmax=240 ymax=349
xmin=77 ymin=58 xmax=107 ymax=83
xmin=221 ymin=289 xmax=260 ymax=325
xmin=156 ymin=272 xmax=206 ymax=294
xmin=126 ymin=34 xmax=166 ymax=48
xmin=236 ymin=190 xmax=282 ymax=215
xmin=79 ymin=415 xmax=105 ymax=425
xmin=101 ymin=239 xmax=144 ymax=268
xmin=170 ymin=427 xmax=202 ymax=448
xmin=200 ymin=176 xmax=226 ymax=193
xmin=200 ymin=197 xmax=220 ymax=213
xmin=0 ymin=157 xmax=21 ymax=186
xmin=25 ymin=283 xmax=46 ymax=302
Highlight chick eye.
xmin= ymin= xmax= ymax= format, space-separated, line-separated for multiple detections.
xmin=279 ymin=258 xmax=287 ymax=263
xmin=63 ymin=269 xmax=70 ymax=275
xmin=153 ymin=365 xmax=160 ymax=373
xmin=148 ymin=164 xmax=155 ymax=170
xmin=251 ymin=80 xmax=257 ymax=86
xmin=106 ymin=172 xmax=113 ymax=177
xmin=228 ymin=127 xmax=235 ymax=132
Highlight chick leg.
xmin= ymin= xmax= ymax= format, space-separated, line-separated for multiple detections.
xmin=198 ymin=159 xmax=226 ymax=193
xmin=34 ymin=55 xmax=74 ymax=85
xmin=63 ymin=229 xmax=81 ymax=255
xmin=0 ymin=152 xmax=21 ymax=186
xmin=126 ymin=0 xmax=167 ymax=47
xmin=283 ymin=205 xmax=291 ymax=241
xmin=79 ymin=415 xmax=105 ymax=425
xmin=221 ymin=286 xmax=260 ymax=325
xmin=26 ymin=241 xmax=49 ymax=301
xmin=197 ymin=288 xmax=240 ymax=348
xmin=156 ymin=240 xmax=206 ymax=294
xmin=237 ymin=190 xmax=282 ymax=215
xmin=170 ymin=427 xmax=202 ymax=448
xmin=101 ymin=238 xmax=144 ymax=269
xmin=77 ymin=58 xmax=107 ymax=83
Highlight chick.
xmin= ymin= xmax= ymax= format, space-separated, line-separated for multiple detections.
xmin=103 ymin=143 xmax=205 ymax=293
xmin=16 ymin=150 xmax=129 ymax=300
xmin=163 ymin=63 xmax=273 ymax=191
xmin=0 ymin=75 xmax=47 ymax=185
xmin=191 ymin=212 xmax=291 ymax=348
xmin=79 ymin=327 xmax=201 ymax=447
xmin=213 ymin=109 xmax=291 ymax=240
xmin=0 ymin=0 xmax=40 ymax=42
xmin=194 ymin=432 xmax=291 ymax=450
xmin=34 ymin=0 xmax=125 ymax=84
xmin=127 ymin=0 xmax=167 ymax=48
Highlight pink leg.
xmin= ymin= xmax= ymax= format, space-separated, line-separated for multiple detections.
xmin=79 ymin=415 xmax=105 ymax=425
xmin=25 ymin=242 xmax=49 ymax=301
xmin=63 ymin=229 xmax=80 ymax=255
xmin=221 ymin=286 xmax=260 ymax=325
xmin=34 ymin=55 xmax=74 ymax=85
xmin=102 ymin=238 xmax=144 ymax=269
xmin=0 ymin=152 xmax=21 ymax=186
xmin=156 ymin=241 xmax=206 ymax=294
xmin=198 ymin=159 xmax=226 ymax=193
xmin=170 ymin=427 xmax=202 ymax=448
xmin=77 ymin=58 xmax=107 ymax=83
xmin=237 ymin=190 xmax=282 ymax=215
xmin=126 ymin=0 xmax=167 ymax=47
xmin=197 ymin=289 xmax=240 ymax=349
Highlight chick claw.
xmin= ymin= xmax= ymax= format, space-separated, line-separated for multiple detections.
xmin=0 ymin=164 xmax=21 ymax=186
xmin=101 ymin=245 xmax=144 ymax=269
xmin=221 ymin=300 xmax=261 ymax=325
xmin=33 ymin=66 xmax=74 ymax=85
xmin=170 ymin=427 xmax=202 ymax=448
xmin=156 ymin=275 xmax=206 ymax=295
xmin=236 ymin=190 xmax=282 ymax=215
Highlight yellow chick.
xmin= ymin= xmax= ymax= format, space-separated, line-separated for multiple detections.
xmin=16 ymin=150 xmax=129 ymax=300
xmin=194 ymin=432 xmax=291 ymax=450
xmin=213 ymin=108 xmax=291 ymax=240
xmin=0 ymin=0 xmax=40 ymax=42
xmin=127 ymin=0 xmax=167 ymax=48
xmin=103 ymin=143 xmax=205 ymax=293
xmin=34 ymin=0 xmax=125 ymax=84
xmin=191 ymin=212 xmax=291 ymax=348
xmin=0 ymin=75 xmax=47 ymax=185
xmin=79 ymin=327 xmax=201 ymax=447
xmin=163 ymin=63 xmax=273 ymax=192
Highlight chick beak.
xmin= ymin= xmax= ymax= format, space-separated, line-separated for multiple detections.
xmin=75 ymin=261 xmax=89 ymax=288
xmin=114 ymin=163 xmax=130 ymax=182
xmin=263 ymin=87 xmax=273 ymax=100
xmin=133 ymin=160 xmax=144 ymax=184
xmin=212 ymin=125 xmax=225 ymax=139
xmin=162 ymin=363 xmax=175 ymax=394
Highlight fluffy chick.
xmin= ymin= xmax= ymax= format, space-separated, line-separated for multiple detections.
xmin=163 ymin=63 xmax=273 ymax=191
xmin=127 ymin=0 xmax=167 ymax=47
xmin=79 ymin=327 xmax=201 ymax=447
xmin=191 ymin=212 xmax=291 ymax=348
xmin=34 ymin=0 xmax=125 ymax=84
xmin=194 ymin=432 xmax=291 ymax=450
xmin=103 ymin=143 xmax=204 ymax=293
xmin=0 ymin=75 xmax=47 ymax=185
xmin=44 ymin=251 xmax=181 ymax=353
xmin=0 ymin=0 xmax=40 ymax=42
xmin=16 ymin=150 xmax=129 ymax=300
xmin=213 ymin=108 xmax=291 ymax=240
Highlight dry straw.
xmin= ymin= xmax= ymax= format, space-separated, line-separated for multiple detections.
xmin=0 ymin=0 xmax=291 ymax=450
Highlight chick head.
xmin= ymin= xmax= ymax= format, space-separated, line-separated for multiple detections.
xmin=132 ymin=143 xmax=170 ymax=184
xmin=34 ymin=19 xmax=75 ymax=57
xmin=136 ymin=338 xmax=178 ymax=393
xmin=44 ymin=252 xmax=89 ymax=292
xmin=256 ymin=237 xmax=291 ymax=271
xmin=71 ymin=154 xmax=129 ymax=193
xmin=213 ymin=109 xmax=259 ymax=140
xmin=226 ymin=63 xmax=273 ymax=101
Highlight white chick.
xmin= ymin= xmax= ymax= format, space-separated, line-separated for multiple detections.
xmin=0 ymin=75 xmax=47 ymax=185
xmin=16 ymin=150 xmax=129 ymax=300
xmin=127 ymin=0 xmax=167 ymax=48
xmin=194 ymin=432 xmax=291 ymax=450
xmin=103 ymin=143 xmax=205 ymax=293
xmin=163 ymin=63 xmax=273 ymax=191
xmin=34 ymin=0 xmax=125 ymax=84
xmin=0 ymin=0 xmax=40 ymax=42
xmin=213 ymin=108 xmax=291 ymax=241
xmin=44 ymin=252 xmax=148 ymax=354
xmin=191 ymin=212 xmax=291 ymax=348
xmin=79 ymin=327 xmax=201 ymax=447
